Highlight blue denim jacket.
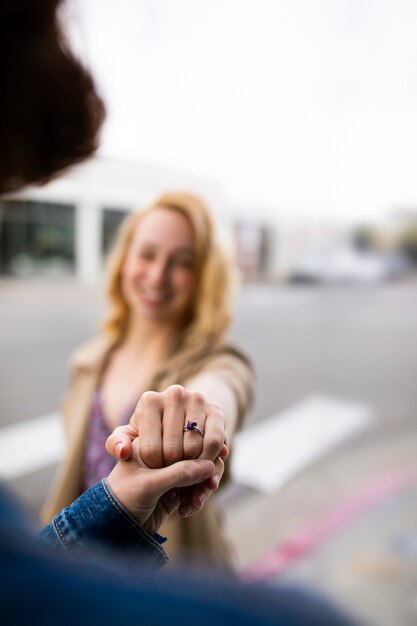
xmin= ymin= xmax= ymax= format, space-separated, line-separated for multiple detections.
xmin=39 ymin=478 xmax=168 ymax=567
xmin=0 ymin=481 xmax=360 ymax=626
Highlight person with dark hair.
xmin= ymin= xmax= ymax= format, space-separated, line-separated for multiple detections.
xmin=0 ymin=0 xmax=105 ymax=193
xmin=0 ymin=1 xmax=360 ymax=624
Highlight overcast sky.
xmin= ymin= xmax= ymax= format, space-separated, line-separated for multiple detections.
xmin=67 ymin=0 xmax=417 ymax=224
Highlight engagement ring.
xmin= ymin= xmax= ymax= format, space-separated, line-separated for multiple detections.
xmin=183 ymin=420 xmax=205 ymax=437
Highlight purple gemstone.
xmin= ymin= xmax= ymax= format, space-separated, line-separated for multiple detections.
xmin=186 ymin=421 xmax=197 ymax=430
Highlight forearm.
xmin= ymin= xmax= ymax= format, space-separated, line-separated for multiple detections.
xmin=39 ymin=479 xmax=168 ymax=568
xmin=186 ymin=375 xmax=240 ymax=438
xmin=186 ymin=357 xmax=254 ymax=441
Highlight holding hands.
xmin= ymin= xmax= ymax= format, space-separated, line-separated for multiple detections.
xmin=107 ymin=441 xmax=223 ymax=535
xmin=106 ymin=384 xmax=228 ymax=468
xmin=106 ymin=385 xmax=228 ymax=535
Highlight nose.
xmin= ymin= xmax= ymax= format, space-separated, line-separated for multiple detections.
xmin=148 ymin=259 xmax=168 ymax=286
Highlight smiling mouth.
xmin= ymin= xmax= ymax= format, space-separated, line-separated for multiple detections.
xmin=140 ymin=291 xmax=169 ymax=305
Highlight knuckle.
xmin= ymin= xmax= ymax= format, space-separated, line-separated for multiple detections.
xmin=204 ymin=432 xmax=224 ymax=456
xmin=166 ymin=384 xmax=185 ymax=404
xmin=188 ymin=390 xmax=205 ymax=408
xmin=140 ymin=442 xmax=162 ymax=468
xmin=139 ymin=390 xmax=159 ymax=408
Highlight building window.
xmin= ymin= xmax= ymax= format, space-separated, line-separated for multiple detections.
xmin=0 ymin=200 xmax=75 ymax=277
xmin=234 ymin=221 xmax=269 ymax=280
xmin=102 ymin=208 xmax=130 ymax=255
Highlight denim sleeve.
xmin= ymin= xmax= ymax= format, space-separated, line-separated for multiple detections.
xmin=39 ymin=478 xmax=168 ymax=569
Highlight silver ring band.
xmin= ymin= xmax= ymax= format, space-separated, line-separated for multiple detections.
xmin=183 ymin=420 xmax=205 ymax=437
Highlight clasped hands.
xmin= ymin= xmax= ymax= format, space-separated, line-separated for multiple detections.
xmin=106 ymin=385 xmax=228 ymax=536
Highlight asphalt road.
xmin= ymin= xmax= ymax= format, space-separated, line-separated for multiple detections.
xmin=1 ymin=278 xmax=416 ymax=430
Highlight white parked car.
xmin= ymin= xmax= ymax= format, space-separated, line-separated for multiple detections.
xmin=288 ymin=246 xmax=412 ymax=284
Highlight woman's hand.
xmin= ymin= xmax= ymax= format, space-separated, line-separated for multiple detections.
xmin=106 ymin=385 xmax=228 ymax=470
xmin=107 ymin=438 xmax=224 ymax=535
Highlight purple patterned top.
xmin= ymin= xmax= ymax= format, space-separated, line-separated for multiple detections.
xmin=82 ymin=390 xmax=137 ymax=491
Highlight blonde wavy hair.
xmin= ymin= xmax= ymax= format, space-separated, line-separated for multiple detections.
xmin=102 ymin=191 xmax=234 ymax=349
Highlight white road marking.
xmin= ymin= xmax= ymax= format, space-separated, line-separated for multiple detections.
xmin=231 ymin=395 xmax=374 ymax=493
xmin=0 ymin=413 xmax=64 ymax=480
xmin=0 ymin=394 xmax=374 ymax=485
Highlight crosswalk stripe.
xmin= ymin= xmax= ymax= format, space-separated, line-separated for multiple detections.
xmin=231 ymin=395 xmax=374 ymax=493
xmin=0 ymin=394 xmax=374 ymax=485
xmin=0 ymin=413 xmax=64 ymax=480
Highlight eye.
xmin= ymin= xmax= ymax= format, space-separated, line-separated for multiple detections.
xmin=173 ymin=257 xmax=195 ymax=270
xmin=138 ymin=248 xmax=155 ymax=261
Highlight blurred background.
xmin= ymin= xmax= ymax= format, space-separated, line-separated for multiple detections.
xmin=0 ymin=1 xmax=416 ymax=624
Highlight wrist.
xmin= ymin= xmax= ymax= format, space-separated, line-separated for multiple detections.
xmin=103 ymin=478 xmax=167 ymax=547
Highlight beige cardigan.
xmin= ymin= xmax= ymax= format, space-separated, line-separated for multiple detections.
xmin=41 ymin=334 xmax=254 ymax=568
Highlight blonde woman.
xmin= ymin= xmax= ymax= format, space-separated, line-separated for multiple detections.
xmin=41 ymin=191 xmax=254 ymax=568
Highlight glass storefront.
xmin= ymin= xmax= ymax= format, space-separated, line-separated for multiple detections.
xmin=101 ymin=208 xmax=130 ymax=256
xmin=0 ymin=200 xmax=75 ymax=277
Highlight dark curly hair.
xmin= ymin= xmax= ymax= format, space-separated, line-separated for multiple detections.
xmin=0 ymin=0 xmax=106 ymax=193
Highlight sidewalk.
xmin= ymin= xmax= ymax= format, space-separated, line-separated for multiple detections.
xmin=223 ymin=422 xmax=417 ymax=626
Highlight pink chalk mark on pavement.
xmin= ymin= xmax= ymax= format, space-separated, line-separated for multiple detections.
xmin=242 ymin=470 xmax=413 ymax=582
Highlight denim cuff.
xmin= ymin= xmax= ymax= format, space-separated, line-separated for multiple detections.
xmin=46 ymin=479 xmax=168 ymax=568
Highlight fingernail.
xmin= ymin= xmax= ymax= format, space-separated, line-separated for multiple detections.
xmin=221 ymin=445 xmax=229 ymax=458
xmin=114 ymin=442 xmax=123 ymax=457
xmin=180 ymin=505 xmax=193 ymax=518
xmin=193 ymin=496 xmax=202 ymax=508
xmin=198 ymin=492 xmax=207 ymax=506
xmin=212 ymin=475 xmax=220 ymax=489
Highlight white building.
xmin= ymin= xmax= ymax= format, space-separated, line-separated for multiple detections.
xmin=1 ymin=156 xmax=360 ymax=284
xmin=0 ymin=157 xmax=229 ymax=283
